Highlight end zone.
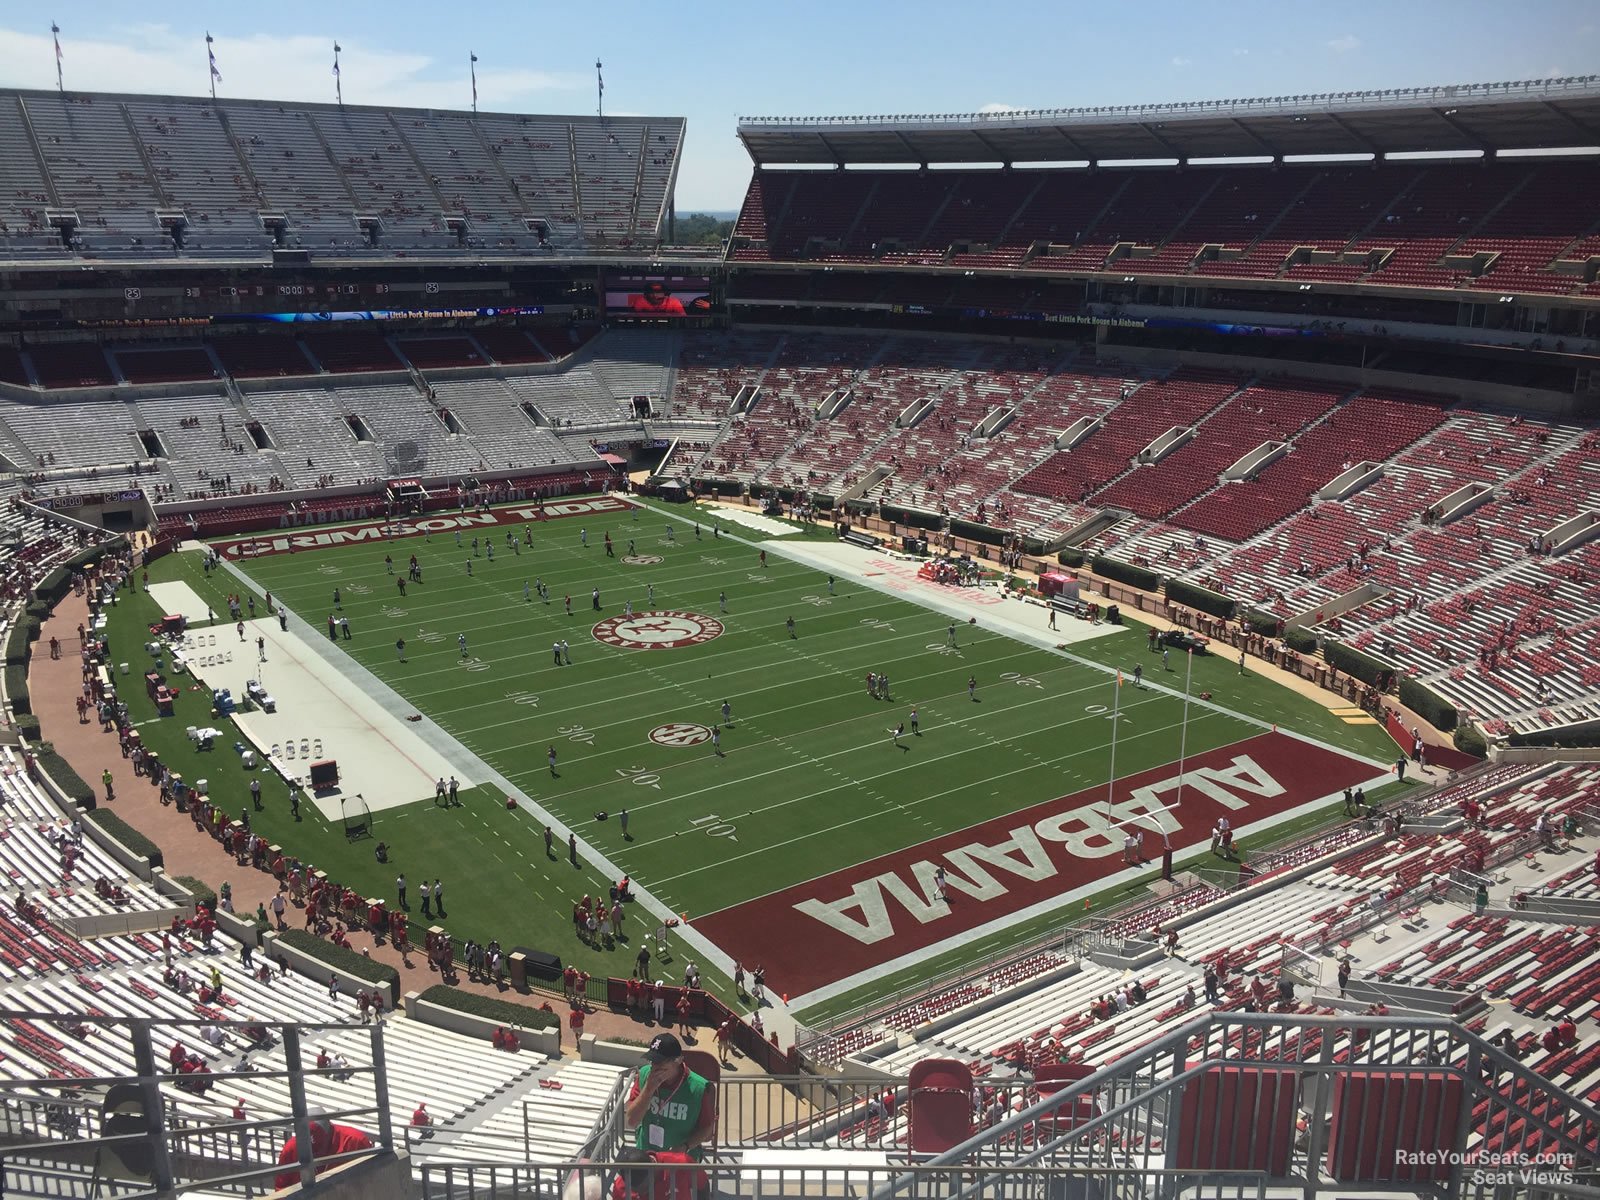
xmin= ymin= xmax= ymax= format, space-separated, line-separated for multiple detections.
xmin=213 ymin=494 xmax=632 ymax=559
xmin=696 ymin=730 xmax=1387 ymax=1005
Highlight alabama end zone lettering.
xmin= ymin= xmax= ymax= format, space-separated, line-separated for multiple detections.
xmin=212 ymin=495 xmax=631 ymax=558
xmin=695 ymin=731 xmax=1380 ymax=997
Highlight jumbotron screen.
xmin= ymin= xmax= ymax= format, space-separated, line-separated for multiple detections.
xmin=603 ymin=273 xmax=715 ymax=318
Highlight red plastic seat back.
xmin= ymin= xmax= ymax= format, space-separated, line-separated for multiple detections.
xmin=907 ymin=1058 xmax=974 ymax=1154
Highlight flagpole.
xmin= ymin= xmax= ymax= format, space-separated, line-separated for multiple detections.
xmin=470 ymin=53 xmax=478 ymax=114
xmin=52 ymin=23 xmax=63 ymax=94
xmin=1103 ymin=670 xmax=1123 ymax=825
xmin=206 ymin=32 xmax=218 ymax=101
xmin=1172 ymin=648 xmax=1193 ymax=850
xmin=596 ymin=59 xmax=604 ymax=120
xmin=333 ymin=42 xmax=342 ymax=107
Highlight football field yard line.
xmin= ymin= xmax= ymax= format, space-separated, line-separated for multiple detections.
xmin=646 ymin=706 xmax=1232 ymax=892
xmin=490 ymin=669 xmax=1170 ymax=807
xmin=573 ymin=692 xmax=1222 ymax=880
xmin=285 ymin=568 xmax=902 ymax=691
xmin=445 ymin=638 xmax=1056 ymax=752
xmin=754 ymin=523 xmax=1396 ymax=772
xmin=262 ymin=529 xmax=811 ymax=608
xmin=362 ymin=592 xmax=966 ymax=700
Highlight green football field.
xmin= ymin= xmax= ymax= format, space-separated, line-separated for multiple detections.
xmin=109 ymin=497 xmax=1402 ymax=1021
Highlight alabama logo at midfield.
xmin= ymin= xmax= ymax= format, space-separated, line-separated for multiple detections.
xmin=592 ymin=610 xmax=725 ymax=650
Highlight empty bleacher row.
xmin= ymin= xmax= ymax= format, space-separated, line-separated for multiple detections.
xmin=0 ymin=90 xmax=683 ymax=257
xmin=0 ymin=330 xmax=696 ymax=491
xmin=2 ymin=328 xmax=564 ymax=394
xmin=730 ymin=159 xmax=1600 ymax=296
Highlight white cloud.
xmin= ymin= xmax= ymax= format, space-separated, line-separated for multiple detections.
xmin=1326 ymin=34 xmax=1361 ymax=53
xmin=979 ymin=102 xmax=1022 ymax=114
xmin=0 ymin=24 xmax=586 ymax=112
xmin=1171 ymin=56 xmax=1192 ymax=67
xmin=1232 ymin=48 xmax=1250 ymax=56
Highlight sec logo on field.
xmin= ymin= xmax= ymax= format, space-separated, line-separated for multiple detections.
xmin=622 ymin=554 xmax=664 ymax=566
xmin=649 ymin=723 xmax=713 ymax=747
xmin=593 ymin=610 xmax=725 ymax=650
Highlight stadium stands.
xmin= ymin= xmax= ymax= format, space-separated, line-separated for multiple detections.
xmin=731 ymin=157 xmax=1600 ymax=295
xmin=210 ymin=335 xmax=319 ymax=379
xmin=426 ymin=379 xmax=582 ymax=469
xmin=1014 ymin=369 xmax=1244 ymax=505
xmin=0 ymin=90 xmax=684 ymax=258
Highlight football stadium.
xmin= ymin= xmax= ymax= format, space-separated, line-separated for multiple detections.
xmin=1 ymin=33 xmax=1599 ymax=1200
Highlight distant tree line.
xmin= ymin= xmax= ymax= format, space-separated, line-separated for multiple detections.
xmin=673 ymin=213 xmax=735 ymax=246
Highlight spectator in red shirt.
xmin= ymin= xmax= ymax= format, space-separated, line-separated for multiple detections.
xmin=274 ymin=1114 xmax=375 ymax=1190
xmin=569 ymin=1003 xmax=586 ymax=1045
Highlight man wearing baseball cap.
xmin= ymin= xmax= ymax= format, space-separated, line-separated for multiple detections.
xmin=624 ymin=1032 xmax=716 ymax=1166
xmin=273 ymin=1109 xmax=374 ymax=1189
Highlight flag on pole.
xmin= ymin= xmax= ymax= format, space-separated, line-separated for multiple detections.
xmin=596 ymin=59 xmax=604 ymax=94
xmin=332 ymin=43 xmax=341 ymax=75
xmin=470 ymin=52 xmax=478 ymax=110
xmin=332 ymin=42 xmax=342 ymax=105
xmin=207 ymin=33 xmax=222 ymax=84
xmin=52 ymin=22 xmax=62 ymax=60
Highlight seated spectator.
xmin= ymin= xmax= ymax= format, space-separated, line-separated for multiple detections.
xmin=316 ymin=1048 xmax=352 ymax=1081
xmin=410 ymin=1102 xmax=432 ymax=1139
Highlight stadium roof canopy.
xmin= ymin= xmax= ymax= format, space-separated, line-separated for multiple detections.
xmin=737 ymin=76 xmax=1600 ymax=166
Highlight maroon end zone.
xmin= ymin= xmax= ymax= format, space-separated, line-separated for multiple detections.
xmin=213 ymin=495 xmax=631 ymax=558
xmin=696 ymin=731 xmax=1379 ymax=998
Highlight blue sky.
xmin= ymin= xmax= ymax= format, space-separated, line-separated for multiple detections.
xmin=0 ymin=1 xmax=1590 ymax=211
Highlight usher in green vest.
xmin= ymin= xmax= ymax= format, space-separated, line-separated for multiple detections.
xmin=634 ymin=1064 xmax=709 ymax=1160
